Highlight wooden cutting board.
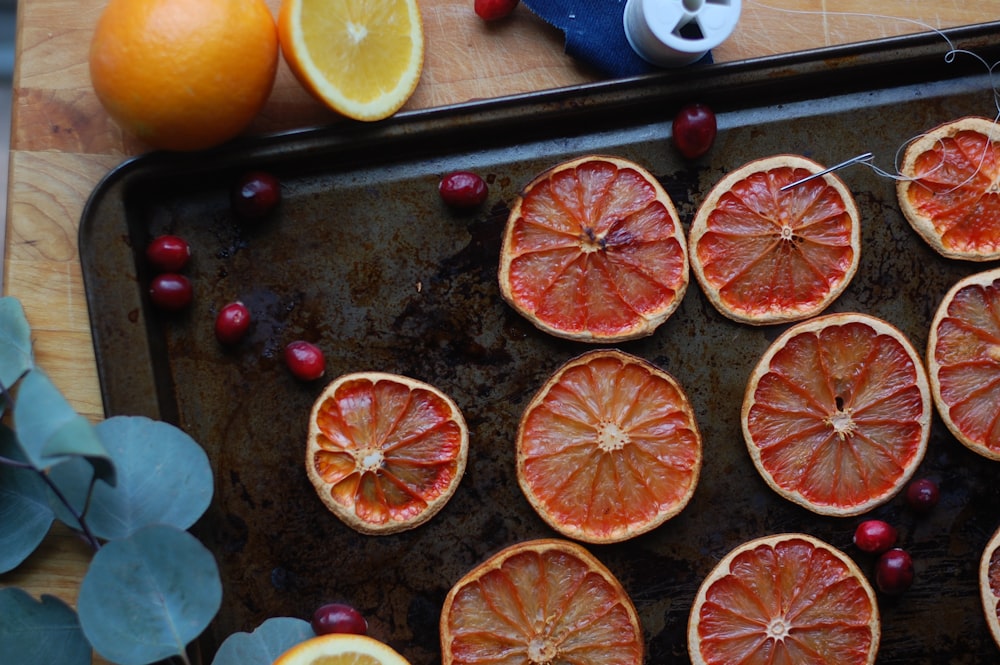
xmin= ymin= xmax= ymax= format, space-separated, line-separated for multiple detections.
xmin=1 ymin=1 xmax=995 ymax=664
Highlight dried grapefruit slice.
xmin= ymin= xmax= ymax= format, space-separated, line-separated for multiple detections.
xmin=306 ymin=371 xmax=468 ymax=534
xmin=742 ymin=313 xmax=931 ymax=516
xmin=979 ymin=525 xmax=1000 ymax=650
xmin=440 ymin=538 xmax=643 ymax=665
xmin=274 ymin=633 xmax=411 ymax=665
xmin=498 ymin=155 xmax=689 ymax=342
xmin=516 ymin=349 xmax=702 ymax=544
xmin=688 ymin=533 xmax=880 ymax=665
xmin=897 ymin=116 xmax=1000 ymax=260
xmin=927 ymin=267 xmax=1000 ymax=460
xmin=689 ymin=154 xmax=861 ymax=324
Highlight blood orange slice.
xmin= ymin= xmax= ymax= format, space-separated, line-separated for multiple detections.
xmin=306 ymin=372 xmax=468 ymax=535
xmin=688 ymin=533 xmax=880 ymax=665
xmin=979 ymin=525 xmax=1000 ymax=650
xmin=516 ymin=349 xmax=702 ymax=543
xmin=440 ymin=538 xmax=643 ymax=665
xmin=897 ymin=116 xmax=1000 ymax=261
xmin=689 ymin=154 xmax=861 ymax=324
xmin=742 ymin=312 xmax=931 ymax=516
xmin=927 ymin=267 xmax=1000 ymax=460
xmin=498 ymin=155 xmax=689 ymax=342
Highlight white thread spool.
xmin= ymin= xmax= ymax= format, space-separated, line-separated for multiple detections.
xmin=624 ymin=0 xmax=742 ymax=68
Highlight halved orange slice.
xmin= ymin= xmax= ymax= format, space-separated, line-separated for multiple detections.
xmin=689 ymin=154 xmax=861 ymax=325
xmin=979 ymin=525 xmax=1000 ymax=650
xmin=688 ymin=533 xmax=880 ymax=665
xmin=498 ymin=155 xmax=689 ymax=342
xmin=306 ymin=371 xmax=468 ymax=534
xmin=742 ymin=312 xmax=931 ymax=516
xmin=897 ymin=116 xmax=1000 ymax=261
xmin=927 ymin=267 xmax=1000 ymax=460
xmin=274 ymin=633 xmax=411 ymax=665
xmin=440 ymin=538 xmax=644 ymax=665
xmin=516 ymin=349 xmax=702 ymax=544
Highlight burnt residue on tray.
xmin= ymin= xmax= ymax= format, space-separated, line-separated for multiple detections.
xmin=79 ymin=23 xmax=1000 ymax=665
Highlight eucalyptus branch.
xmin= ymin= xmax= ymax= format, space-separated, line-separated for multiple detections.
xmin=39 ymin=468 xmax=102 ymax=552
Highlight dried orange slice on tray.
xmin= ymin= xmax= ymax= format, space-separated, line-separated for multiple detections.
xmin=897 ymin=116 xmax=1000 ymax=261
xmin=689 ymin=154 xmax=861 ymax=324
xmin=306 ymin=371 xmax=468 ymax=535
xmin=688 ymin=533 xmax=880 ymax=665
xmin=980 ymin=525 xmax=1000 ymax=650
xmin=440 ymin=538 xmax=644 ymax=665
xmin=498 ymin=155 xmax=689 ymax=342
xmin=742 ymin=312 xmax=931 ymax=516
xmin=274 ymin=633 xmax=411 ymax=665
xmin=927 ymin=267 xmax=1000 ymax=460
xmin=516 ymin=349 xmax=702 ymax=544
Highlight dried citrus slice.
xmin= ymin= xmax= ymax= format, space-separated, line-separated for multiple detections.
xmin=498 ymin=155 xmax=689 ymax=342
xmin=440 ymin=538 xmax=643 ymax=665
xmin=516 ymin=349 xmax=701 ymax=543
xmin=689 ymin=154 xmax=861 ymax=324
xmin=742 ymin=312 xmax=931 ymax=516
xmin=927 ymin=267 xmax=1000 ymax=460
xmin=277 ymin=0 xmax=424 ymax=121
xmin=274 ymin=633 xmax=411 ymax=665
xmin=306 ymin=371 xmax=468 ymax=534
xmin=979 ymin=525 xmax=1000 ymax=650
xmin=688 ymin=533 xmax=880 ymax=665
xmin=897 ymin=116 xmax=1000 ymax=260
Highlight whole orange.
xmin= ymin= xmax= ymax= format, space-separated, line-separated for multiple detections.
xmin=89 ymin=0 xmax=279 ymax=152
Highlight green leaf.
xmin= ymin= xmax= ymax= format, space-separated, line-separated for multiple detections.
xmin=13 ymin=369 xmax=115 ymax=485
xmin=0 ymin=428 xmax=55 ymax=572
xmin=211 ymin=617 xmax=314 ymax=665
xmin=78 ymin=524 xmax=222 ymax=665
xmin=0 ymin=296 xmax=33 ymax=393
xmin=0 ymin=588 xmax=90 ymax=665
xmin=47 ymin=416 xmax=213 ymax=540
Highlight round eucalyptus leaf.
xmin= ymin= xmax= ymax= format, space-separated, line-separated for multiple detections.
xmin=0 ymin=588 xmax=90 ymax=665
xmin=78 ymin=524 xmax=222 ymax=665
xmin=53 ymin=416 xmax=213 ymax=540
xmin=0 ymin=454 xmax=55 ymax=573
xmin=212 ymin=617 xmax=314 ymax=665
xmin=0 ymin=296 xmax=33 ymax=392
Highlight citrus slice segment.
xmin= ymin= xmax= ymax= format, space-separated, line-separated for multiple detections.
xmin=498 ymin=155 xmax=689 ymax=342
xmin=306 ymin=371 xmax=468 ymax=534
xmin=742 ymin=312 xmax=931 ymax=516
xmin=897 ymin=116 xmax=1000 ymax=260
xmin=689 ymin=154 xmax=861 ymax=325
xmin=516 ymin=349 xmax=701 ymax=543
xmin=440 ymin=538 xmax=644 ymax=665
xmin=927 ymin=267 xmax=1000 ymax=460
xmin=688 ymin=533 xmax=880 ymax=665
xmin=274 ymin=633 xmax=411 ymax=665
xmin=979 ymin=525 xmax=1000 ymax=650
xmin=277 ymin=0 xmax=424 ymax=121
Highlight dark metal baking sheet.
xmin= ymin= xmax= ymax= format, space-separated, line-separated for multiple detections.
xmin=80 ymin=23 xmax=1000 ymax=664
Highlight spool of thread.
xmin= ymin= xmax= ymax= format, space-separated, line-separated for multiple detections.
xmin=624 ymin=0 xmax=742 ymax=68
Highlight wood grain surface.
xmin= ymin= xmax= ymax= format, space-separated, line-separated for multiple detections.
xmin=1 ymin=0 xmax=996 ymax=663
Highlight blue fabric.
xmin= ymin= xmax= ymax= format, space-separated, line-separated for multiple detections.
xmin=521 ymin=0 xmax=712 ymax=78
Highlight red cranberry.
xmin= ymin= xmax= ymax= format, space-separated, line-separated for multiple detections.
xmin=311 ymin=603 xmax=368 ymax=636
xmin=232 ymin=171 xmax=281 ymax=220
xmin=853 ymin=520 xmax=897 ymax=554
xmin=474 ymin=0 xmax=519 ymax=21
xmin=906 ymin=478 xmax=940 ymax=514
xmin=876 ymin=548 xmax=915 ymax=594
xmin=215 ymin=301 xmax=251 ymax=344
xmin=145 ymin=235 xmax=191 ymax=273
xmin=439 ymin=171 xmax=488 ymax=209
xmin=672 ymin=103 xmax=718 ymax=160
xmin=149 ymin=273 xmax=192 ymax=311
xmin=285 ymin=341 xmax=325 ymax=381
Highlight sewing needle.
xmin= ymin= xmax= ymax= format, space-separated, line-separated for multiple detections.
xmin=779 ymin=152 xmax=874 ymax=191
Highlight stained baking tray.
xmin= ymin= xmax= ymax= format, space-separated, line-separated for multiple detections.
xmin=81 ymin=23 xmax=1000 ymax=664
